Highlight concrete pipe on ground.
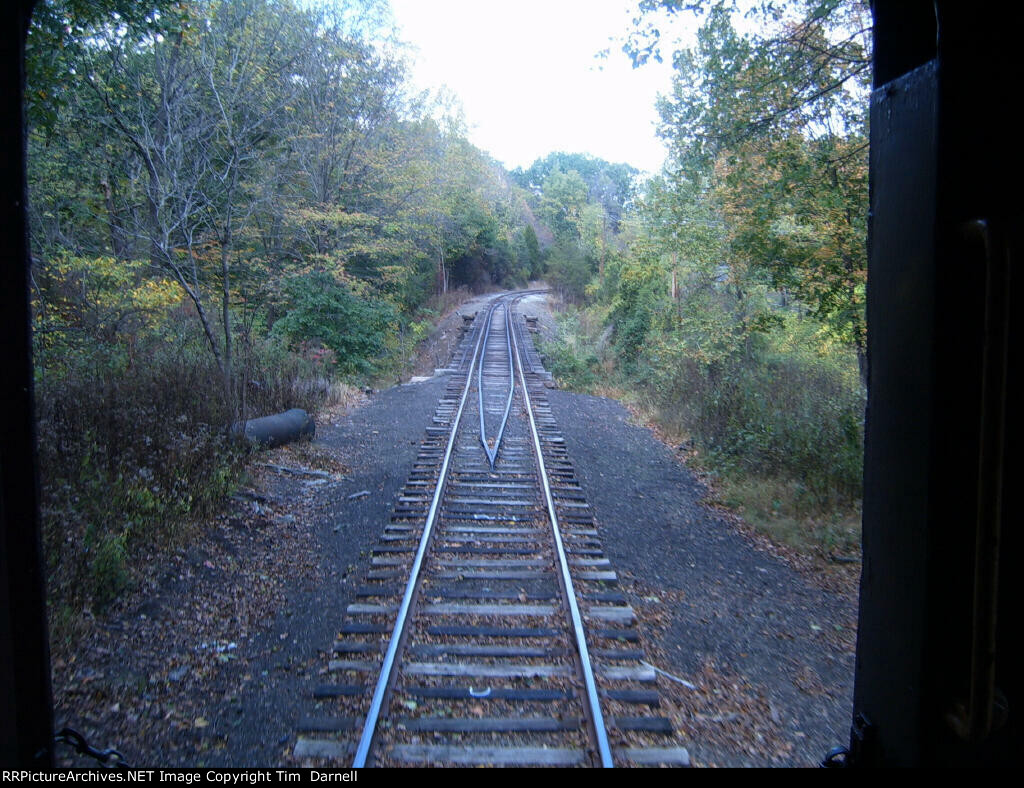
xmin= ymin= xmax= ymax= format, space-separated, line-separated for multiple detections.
xmin=238 ymin=408 xmax=315 ymax=449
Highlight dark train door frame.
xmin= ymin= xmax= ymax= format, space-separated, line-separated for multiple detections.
xmin=2 ymin=0 xmax=1020 ymax=767
xmin=853 ymin=1 xmax=1020 ymax=767
xmin=2 ymin=0 xmax=53 ymax=769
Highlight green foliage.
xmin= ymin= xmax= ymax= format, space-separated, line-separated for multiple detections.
xmin=637 ymin=1 xmax=870 ymax=166
xmin=24 ymin=0 xmax=873 ymax=590
xmin=640 ymin=0 xmax=870 ymax=380
xmin=549 ymin=265 xmax=865 ymax=551
xmin=35 ymin=312 xmax=347 ymax=610
xmin=31 ymin=253 xmax=181 ymax=378
xmin=642 ymin=316 xmax=866 ymax=553
xmin=512 ymin=151 xmax=638 ymax=231
xmin=26 ymin=0 xmax=536 ymax=387
xmin=409 ymin=318 xmax=431 ymax=345
xmin=523 ymin=224 xmax=542 ymax=279
xmin=86 ymin=528 xmax=130 ymax=609
xmin=521 ymin=153 xmax=638 ymax=307
xmin=541 ymin=308 xmax=609 ymax=391
xmin=543 ymin=342 xmax=601 ymax=390
xmin=643 ymin=325 xmax=864 ymax=507
xmin=715 ymin=133 xmax=868 ymax=372
xmin=545 ymin=241 xmax=593 ymax=303
xmin=604 ymin=181 xmax=865 ymax=510
xmin=271 ymin=273 xmax=397 ymax=376
xmin=25 ymin=0 xmax=541 ymax=616
xmin=608 ymin=256 xmax=667 ymax=367
xmin=589 ymin=1 xmax=870 ymax=541
xmin=26 ymin=0 xmax=191 ymax=135
xmin=538 ymin=169 xmax=589 ymax=245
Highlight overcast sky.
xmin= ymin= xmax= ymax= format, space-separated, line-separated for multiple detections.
xmin=388 ymin=0 xmax=694 ymax=174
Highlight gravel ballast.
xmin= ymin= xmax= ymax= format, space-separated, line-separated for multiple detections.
xmin=546 ymin=389 xmax=857 ymax=766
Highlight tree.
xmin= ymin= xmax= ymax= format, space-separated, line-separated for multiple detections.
xmin=713 ymin=132 xmax=867 ymax=365
xmin=191 ymin=0 xmax=310 ymax=411
xmin=271 ymin=272 xmax=396 ymax=375
xmin=277 ymin=3 xmax=406 ymax=264
xmin=538 ymin=169 xmax=589 ymax=246
xmin=38 ymin=0 xmax=390 ymax=407
xmin=25 ymin=0 xmax=189 ymax=134
xmin=25 ymin=0 xmax=537 ymax=397
xmin=523 ymin=224 xmax=542 ymax=279
xmin=628 ymin=0 xmax=871 ymax=381
xmin=74 ymin=15 xmax=229 ymax=370
xmin=513 ymin=151 xmax=638 ymax=231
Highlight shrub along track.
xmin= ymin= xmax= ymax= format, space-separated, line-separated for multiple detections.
xmin=292 ymin=291 xmax=691 ymax=767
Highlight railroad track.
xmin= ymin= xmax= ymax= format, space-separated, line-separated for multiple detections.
xmin=294 ymin=291 xmax=690 ymax=767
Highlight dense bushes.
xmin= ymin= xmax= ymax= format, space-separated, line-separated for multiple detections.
xmin=545 ymin=242 xmax=592 ymax=303
xmin=34 ymin=324 xmax=346 ymax=610
xmin=271 ymin=273 xmax=398 ymax=377
xmin=30 ymin=254 xmax=454 ymax=613
xmin=540 ymin=308 xmax=607 ymax=389
xmin=642 ymin=328 xmax=864 ymax=508
xmin=37 ymin=344 xmax=235 ymax=608
xmin=545 ymin=302 xmax=865 ymax=552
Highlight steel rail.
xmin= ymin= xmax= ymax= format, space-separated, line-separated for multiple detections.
xmin=351 ymin=298 xmax=497 ymax=768
xmin=478 ymin=304 xmax=516 ymax=469
xmin=510 ymin=307 xmax=615 ymax=768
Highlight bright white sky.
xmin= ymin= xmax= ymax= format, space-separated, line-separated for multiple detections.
xmin=388 ymin=0 xmax=694 ymax=174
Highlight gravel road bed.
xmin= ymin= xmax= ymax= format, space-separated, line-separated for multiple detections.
xmin=546 ymin=390 xmax=857 ymax=766
xmin=214 ymin=376 xmax=453 ymax=765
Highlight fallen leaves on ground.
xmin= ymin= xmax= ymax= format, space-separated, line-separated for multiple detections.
xmin=50 ymin=443 xmax=339 ymax=767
